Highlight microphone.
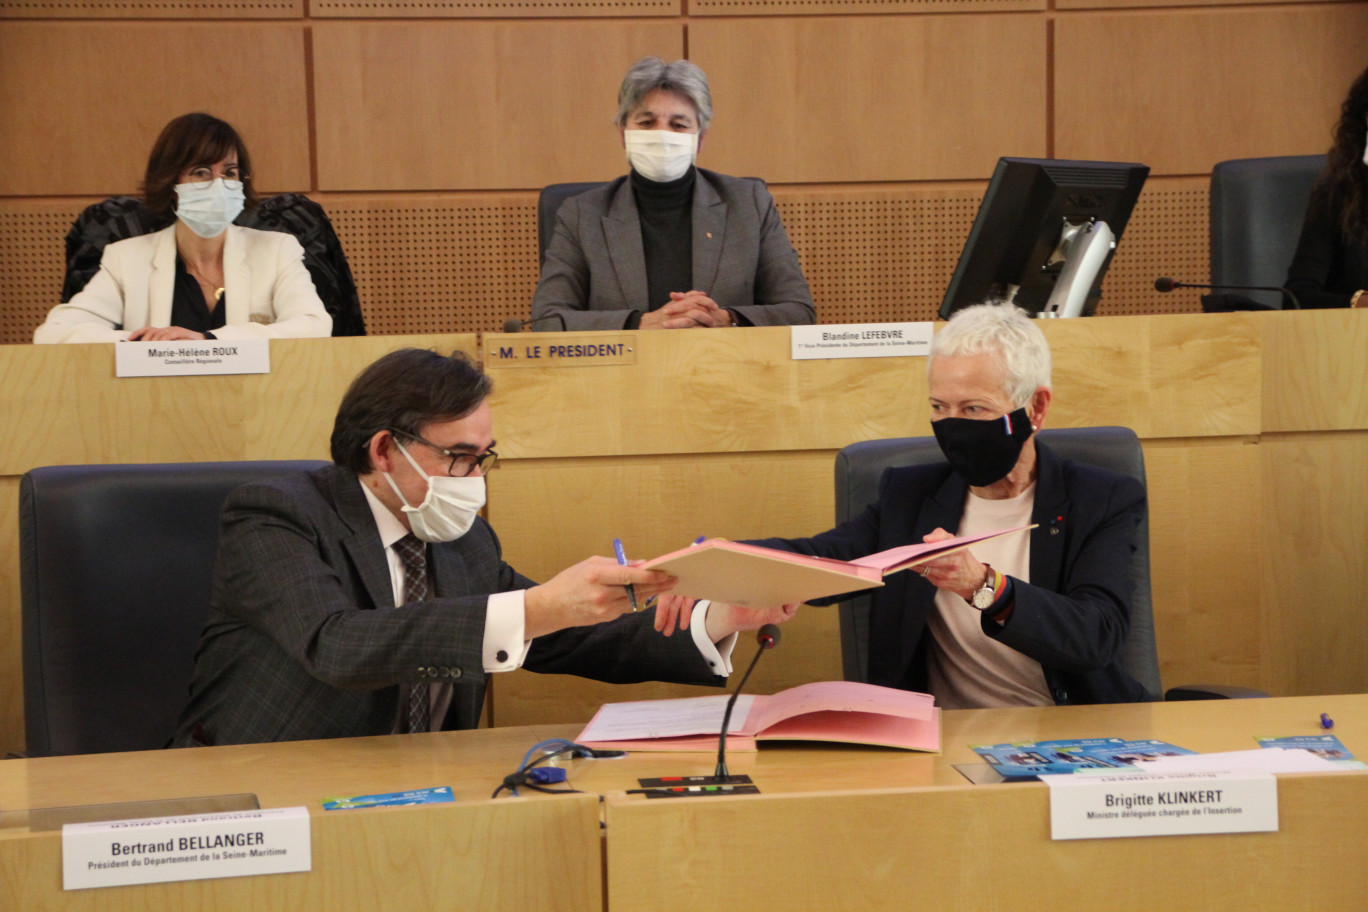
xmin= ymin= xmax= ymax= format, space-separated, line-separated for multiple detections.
xmin=502 ymin=313 xmax=567 ymax=333
xmin=714 ymin=624 xmax=782 ymax=783
xmin=1154 ymin=277 xmax=1301 ymax=310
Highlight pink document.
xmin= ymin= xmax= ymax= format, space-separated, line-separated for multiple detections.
xmin=577 ymin=681 xmax=940 ymax=753
xmin=849 ymin=524 xmax=1037 ymax=575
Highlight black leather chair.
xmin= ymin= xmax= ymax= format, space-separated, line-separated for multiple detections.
xmin=61 ymin=193 xmax=366 ymax=336
xmin=833 ymin=427 xmax=1263 ymax=701
xmin=537 ymin=182 xmax=606 ymax=266
xmin=1209 ymin=155 xmax=1326 ymax=310
xmin=19 ymin=460 xmax=328 ymax=757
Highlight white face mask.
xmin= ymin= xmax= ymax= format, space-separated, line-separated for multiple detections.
xmin=174 ymin=178 xmax=245 ymax=239
xmin=624 ymin=130 xmax=698 ymax=183
xmin=382 ymin=439 xmax=486 ymax=543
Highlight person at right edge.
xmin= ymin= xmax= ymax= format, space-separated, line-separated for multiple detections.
xmin=530 ymin=56 xmax=815 ymax=331
xmin=1286 ymin=63 xmax=1368 ymax=310
xmin=657 ymin=303 xmax=1153 ymax=707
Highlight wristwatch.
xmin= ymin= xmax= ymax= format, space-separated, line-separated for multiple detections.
xmin=970 ymin=566 xmax=1001 ymax=610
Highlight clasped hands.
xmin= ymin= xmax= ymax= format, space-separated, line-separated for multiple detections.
xmin=127 ymin=326 xmax=208 ymax=341
xmin=638 ymin=291 xmax=734 ymax=330
xmin=523 ymin=554 xmax=797 ymax=641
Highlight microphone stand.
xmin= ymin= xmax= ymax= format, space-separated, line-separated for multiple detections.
xmin=715 ymin=625 xmax=780 ymax=783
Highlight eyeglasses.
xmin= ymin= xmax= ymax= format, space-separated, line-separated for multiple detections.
xmin=179 ymin=179 xmax=245 ymax=191
xmin=391 ymin=430 xmax=499 ymax=477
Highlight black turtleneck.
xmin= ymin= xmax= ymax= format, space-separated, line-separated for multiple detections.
xmin=630 ymin=167 xmax=695 ymax=326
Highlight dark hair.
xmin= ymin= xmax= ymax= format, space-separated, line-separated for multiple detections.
xmin=1308 ymin=65 xmax=1368 ymax=248
xmin=330 ymin=349 xmax=494 ymax=474
xmin=141 ymin=113 xmax=258 ymax=219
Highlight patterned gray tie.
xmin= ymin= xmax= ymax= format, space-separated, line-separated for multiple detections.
xmin=393 ymin=534 xmax=431 ymax=733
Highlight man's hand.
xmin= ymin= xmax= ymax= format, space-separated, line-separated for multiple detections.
xmin=127 ymin=326 xmax=207 ymax=342
xmin=524 ymin=556 xmax=677 ymax=639
xmin=917 ymin=528 xmax=987 ymax=601
xmin=653 ymin=593 xmax=798 ymax=640
xmin=638 ymin=291 xmax=731 ymax=329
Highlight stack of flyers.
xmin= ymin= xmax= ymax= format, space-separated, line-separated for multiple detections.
xmin=971 ymin=738 xmax=1197 ymax=779
xmin=1255 ymin=734 xmax=1364 ymax=768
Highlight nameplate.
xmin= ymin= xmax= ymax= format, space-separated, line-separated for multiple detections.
xmin=790 ymin=322 xmax=933 ymax=360
xmin=115 ymin=339 xmax=270 ymax=378
xmin=485 ymin=333 xmax=636 ymax=368
xmin=62 ymin=806 xmax=311 ymax=890
xmin=1045 ymin=771 xmax=1278 ymax=840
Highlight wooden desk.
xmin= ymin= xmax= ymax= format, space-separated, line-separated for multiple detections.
xmin=2 ymin=696 xmax=1363 ymax=911
xmin=0 ymin=724 xmax=599 ymax=911
xmin=599 ymin=693 xmax=1368 ymax=911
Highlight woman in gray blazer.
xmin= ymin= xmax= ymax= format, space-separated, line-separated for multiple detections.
xmin=35 ymin=113 xmax=331 ymax=343
xmin=530 ymin=57 xmax=816 ymax=331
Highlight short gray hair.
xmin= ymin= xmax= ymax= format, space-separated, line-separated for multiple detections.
xmin=929 ymin=303 xmax=1052 ymax=407
xmin=615 ymin=57 xmax=713 ymax=132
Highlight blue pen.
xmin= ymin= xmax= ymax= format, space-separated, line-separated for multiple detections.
xmin=612 ymin=538 xmax=639 ymax=612
xmin=1321 ymin=712 xmax=1334 ymax=729
xmin=643 ymin=537 xmax=706 ymax=611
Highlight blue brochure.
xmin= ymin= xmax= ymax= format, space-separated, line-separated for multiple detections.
xmin=1255 ymin=734 xmax=1361 ymax=767
xmin=971 ymin=737 xmax=1196 ymax=779
xmin=322 ymin=786 xmax=456 ymax=810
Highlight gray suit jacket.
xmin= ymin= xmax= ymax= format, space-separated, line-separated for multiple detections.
xmin=531 ymin=169 xmax=816 ymax=330
xmin=173 ymin=464 xmax=723 ymax=746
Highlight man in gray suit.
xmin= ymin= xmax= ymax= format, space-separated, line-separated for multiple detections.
xmin=174 ymin=348 xmax=789 ymax=746
xmin=531 ymin=57 xmax=815 ymax=331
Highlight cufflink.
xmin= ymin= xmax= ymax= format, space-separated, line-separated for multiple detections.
xmin=495 ymin=650 xmax=508 ymax=663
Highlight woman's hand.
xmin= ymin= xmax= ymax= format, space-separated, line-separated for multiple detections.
xmin=917 ymin=528 xmax=988 ymax=601
xmin=127 ymin=326 xmax=206 ymax=342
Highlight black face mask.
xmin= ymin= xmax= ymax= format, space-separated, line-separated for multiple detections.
xmin=931 ymin=407 xmax=1034 ymax=487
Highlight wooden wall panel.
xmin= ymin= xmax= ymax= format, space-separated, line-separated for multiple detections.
xmin=0 ymin=23 xmax=310 ymax=197
xmin=1060 ymin=0 xmax=1344 ymax=9
xmin=0 ymin=477 xmax=19 ymax=756
xmin=1261 ymin=433 xmax=1368 ymax=696
xmin=312 ymin=0 xmax=678 ymax=16
xmin=1262 ymin=309 xmax=1368 ymax=433
xmin=1055 ymin=6 xmax=1368 ymax=175
xmin=689 ymin=17 xmax=1047 ymax=183
xmin=1144 ymin=441 xmax=1264 ymax=691
xmin=692 ymin=0 xmax=1040 ymax=12
xmin=312 ymin=22 xmax=682 ymax=192
xmin=0 ymin=0 xmax=300 ymax=17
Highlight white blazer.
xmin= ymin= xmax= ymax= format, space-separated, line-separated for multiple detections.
xmin=34 ymin=224 xmax=333 ymax=343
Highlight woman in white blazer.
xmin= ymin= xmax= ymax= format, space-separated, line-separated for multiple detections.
xmin=35 ymin=113 xmax=331 ymax=343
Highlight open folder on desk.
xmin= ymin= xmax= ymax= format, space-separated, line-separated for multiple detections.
xmin=640 ymin=524 xmax=1035 ymax=607
xmin=576 ymin=681 xmax=940 ymax=753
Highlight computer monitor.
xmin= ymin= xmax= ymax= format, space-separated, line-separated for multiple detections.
xmin=939 ymin=157 xmax=1150 ymax=319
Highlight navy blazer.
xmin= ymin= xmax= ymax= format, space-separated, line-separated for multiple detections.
xmin=173 ymin=464 xmax=723 ymax=746
xmin=750 ymin=442 xmax=1152 ymax=705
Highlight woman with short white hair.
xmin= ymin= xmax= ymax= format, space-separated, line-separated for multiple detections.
xmin=661 ymin=302 xmax=1151 ymax=707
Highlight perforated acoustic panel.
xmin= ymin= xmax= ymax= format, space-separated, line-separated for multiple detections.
xmin=310 ymin=0 xmax=676 ymax=16
xmin=0 ymin=202 xmax=83 ymax=345
xmin=319 ymin=194 xmax=542 ymax=336
xmin=771 ymin=179 xmax=1207 ymax=322
xmin=0 ymin=183 xmax=1208 ymax=344
xmin=0 ymin=0 xmax=298 ymax=17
